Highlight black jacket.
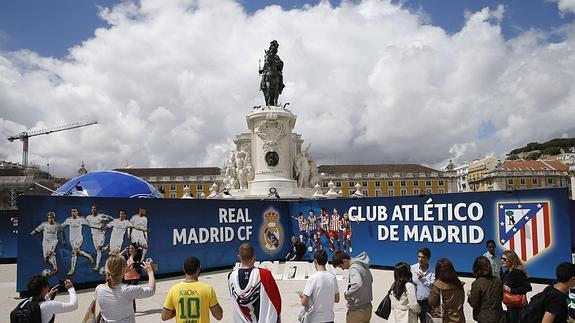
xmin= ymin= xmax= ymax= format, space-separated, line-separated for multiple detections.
xmin=501 ymin=268 xmax=532 ymax=294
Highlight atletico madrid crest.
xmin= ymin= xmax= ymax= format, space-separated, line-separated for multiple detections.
xmin=498 ymin=201 xmax=552 ymax=263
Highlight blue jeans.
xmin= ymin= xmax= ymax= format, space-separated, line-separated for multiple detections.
xmin=417 ymin=299 xmax=431 ymax=323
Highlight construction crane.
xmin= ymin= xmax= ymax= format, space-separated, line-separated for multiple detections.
xmin=7 ymin=120 xmax=98 ymax=167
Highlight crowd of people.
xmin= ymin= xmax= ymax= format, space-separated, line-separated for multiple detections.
xmin=383 ymin=244 xmax=575 ymax=323
xmin=14 ymin=241 xmax=575 ymax=323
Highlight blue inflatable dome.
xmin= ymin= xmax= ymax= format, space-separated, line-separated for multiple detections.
xmin=54 ymin=170 xmax=163 ymax=198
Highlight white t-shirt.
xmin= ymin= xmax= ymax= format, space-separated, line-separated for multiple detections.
xmin=40 ymin=287 xmax=78 ymax=323
xmin=96 ymin=283 xmax=155 ymax=323
xmin=303 ymin=270 xmax=338 ymax=322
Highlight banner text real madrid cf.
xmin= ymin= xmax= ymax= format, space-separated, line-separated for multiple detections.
xmin=15 ymin=188 xmax=573 ymax=291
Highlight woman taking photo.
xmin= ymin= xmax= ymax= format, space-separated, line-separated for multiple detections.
xmin=468 ymin=256 xmax=505 ymax=323
xmin=96 ymin=254 xmax=155 ymax=322
xmin=501 ymin=250 xmax=531 ymax=323
xmin=390 ymin=262 xmax=420 ymax=323
xmin=428 ymin=257 xmax=465 ymax=323
xmin=121 ymin=242 xmax=143 ymax=311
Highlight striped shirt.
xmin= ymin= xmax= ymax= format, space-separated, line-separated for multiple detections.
xmin=308 ymin=215 xmax=318 ymax=231
xmin=96 ymin=283 xmax=155 ymax=322
xmin=329 ymin=214 xmax=340 ymax=231
xmin=297 ymin=218 xmax=308 ymax=232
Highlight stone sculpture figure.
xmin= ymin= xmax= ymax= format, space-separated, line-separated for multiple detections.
xmin=308 ymin=157 xmax=319 ymax=187
xmin=236 ymin=151 xmax=248 ymax=189
xmin=259 ymin=40 xmax=285 ymax=106
xmin=294 ymin=152 xmax=311 ymax=188
xmin=225 ymin=153 xmax=238 ymax=189
xmin=208 ymin=183 xmax=218 ymax=197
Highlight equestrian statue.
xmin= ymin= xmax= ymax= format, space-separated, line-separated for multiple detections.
xmin=259 ymin=40 xmax=285 ymax=106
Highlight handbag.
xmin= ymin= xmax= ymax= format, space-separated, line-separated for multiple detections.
xmin=503 ymin=290 xmax=527 ymax=307
xmin=297 ymin=304 xmax=314 ymax=323
xmin=375 ymin=288 xmax=392 ymax=319
xmin=426 ymin=312 xmax=442 ymax=323
xmin=426 ymin=288 xmax=443 ymax=323
xmin=81 ymin=285 xmax=103 ymax=323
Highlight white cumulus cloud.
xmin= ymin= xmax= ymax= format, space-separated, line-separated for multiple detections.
xmin=551 ymin=0 xmax=575 ymax=14
xmin=0 ymin=0 xmax=574 ymax=177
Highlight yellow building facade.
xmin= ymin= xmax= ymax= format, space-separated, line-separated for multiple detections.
xmin=115 ymin=167 xmax=222 ymax=198
xmin=317 ymin=164 xmax=454 ymax=197
xmin=467 ymin=159 xmax=570 ymax=192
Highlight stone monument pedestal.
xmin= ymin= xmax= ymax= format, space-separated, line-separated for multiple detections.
xmin=244 ymin=106 xmax=301 ymax=198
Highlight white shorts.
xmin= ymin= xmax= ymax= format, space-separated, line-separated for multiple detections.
xmin=70 ymin=237 xmax=83 ymax=249
xmin=42 ymin=240 xmax=57 ymax=258
xmin=91 ymin=233 xmax=105 ymax=248
xmin=109 ymin=238 xmax=123 ymax=254
xmin=131 ymin=233 xmax=147 ymax=247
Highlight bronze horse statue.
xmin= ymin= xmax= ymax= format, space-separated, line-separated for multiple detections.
xmin=259 ymin=41 xmax=285 ymax=106
xmin=263 ymin=54 xmax=281 ymax=106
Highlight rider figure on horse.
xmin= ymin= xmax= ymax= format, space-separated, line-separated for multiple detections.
xmin=259 ymin=40 xmax=285 ymax=106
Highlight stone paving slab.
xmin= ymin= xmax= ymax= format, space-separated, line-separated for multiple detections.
xmin=1 ymin=263 xmax=547 ymax=322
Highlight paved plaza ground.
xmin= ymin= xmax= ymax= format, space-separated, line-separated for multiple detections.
xmin=1 ymin=262 xmax=547 ymax=322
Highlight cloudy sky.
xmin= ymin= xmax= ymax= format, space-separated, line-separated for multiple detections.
xmin=1 ymin=0 xmax=575 ymax=178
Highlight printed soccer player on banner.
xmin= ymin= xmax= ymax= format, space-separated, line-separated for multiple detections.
xmin=498 ymin=201 xmax=552 ymax=263
xmin=328 ymin=208 xmax=341 ymax=252
xmin=307 ymin=210 xmax=319 ymax=252
xmin=291 ymin=212 xmax=308 ymax=245
xmin=85 ymin=205 xmax=113 ymax=272
xmin=340 ymin=212 xmax=355 ymax=253
xmin=106 ymin=210 xmax=147 ymax=255
xmin=30 ymin=212 xmax=61 ymax=277
xmin=61 ymin=208 xmax=94 ymax=276
xmin=318 ymin=208 xmax=330 ymax=249
xmin=129 ymin=208 xmax=149 ymax=259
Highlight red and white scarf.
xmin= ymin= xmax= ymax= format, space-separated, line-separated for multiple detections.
xmin=228 ymin=267 xmax=282 ymax=322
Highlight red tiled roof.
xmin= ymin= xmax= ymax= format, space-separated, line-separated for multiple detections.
xmin=317 ymin=164 xmax=439 ymax=174
xmin=500 ymin=160 xmax=568 ymax=172
xmin=115 ymin=167 xmax=221 ymax=177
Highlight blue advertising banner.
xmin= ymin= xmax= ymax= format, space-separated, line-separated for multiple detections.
xmin=17 ymin=196 xmax=291 ymax=292
xmin=0 ymin=210 xmax=19 ymax=259
xmin=290 ymin=188 xmax=572 ymax=280
xmin=16 ymin=188 xmax=572 ymax=291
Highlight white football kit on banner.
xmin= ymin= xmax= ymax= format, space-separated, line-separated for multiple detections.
xmin=35 ymin=222 xmax=60 ymax=257
xmin=108 ymin=219 xmax=133 ymax=253
xmin=86 ymin=213 xmax=112 ymax=247
xmin=62 ymin=217 xmax=88 ymax=249
xmin=129 ymin=215 xmax=148 ymax=246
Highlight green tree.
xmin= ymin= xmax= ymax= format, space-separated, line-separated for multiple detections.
xmin=526 ymin=152 xmax=541 ymax=160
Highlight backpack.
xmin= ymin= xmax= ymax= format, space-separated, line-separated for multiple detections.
xmin=521 ymin=286 xmax=552 ymax=323
xmin=10 ymin=297 xmax=42 ymax=323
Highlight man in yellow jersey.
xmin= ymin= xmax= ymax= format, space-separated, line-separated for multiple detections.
xmin=161 ymin=256 xmax=223 ymax=322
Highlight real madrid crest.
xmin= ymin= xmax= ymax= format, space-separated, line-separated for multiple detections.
xmin=259 ymin=207 xmax=284 ymax=254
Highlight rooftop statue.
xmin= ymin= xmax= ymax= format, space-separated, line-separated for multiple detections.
xmin=259 ymin=40 xmax=285 ymax=106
